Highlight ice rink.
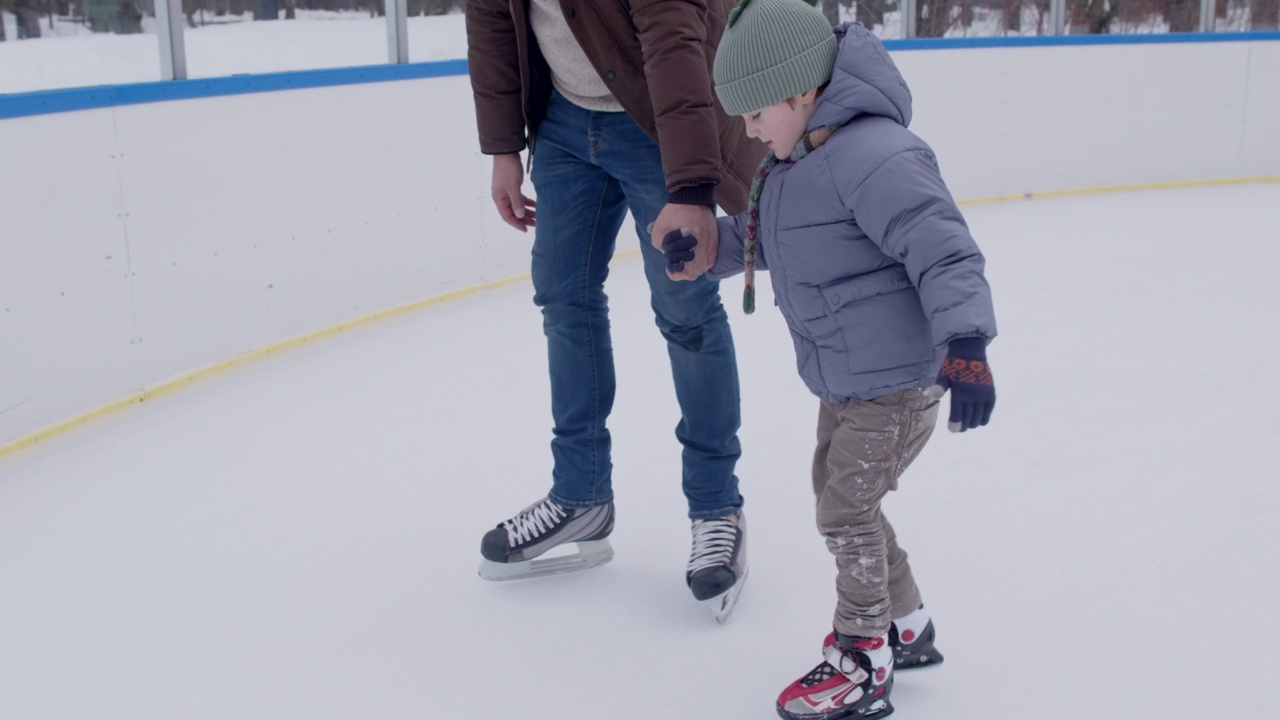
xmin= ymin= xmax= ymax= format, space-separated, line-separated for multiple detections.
xmin=2 ymin=183 xmax=1278 ymax=719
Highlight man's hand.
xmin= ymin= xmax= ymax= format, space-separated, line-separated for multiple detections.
xmin=491 ymin=153 xmax=536 ymax=233
xmin=650 ymin=202 xmax=717 ymax=281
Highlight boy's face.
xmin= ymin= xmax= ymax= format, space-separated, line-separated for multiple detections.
xmin=741 ymin=90 xmax=818 ymax=161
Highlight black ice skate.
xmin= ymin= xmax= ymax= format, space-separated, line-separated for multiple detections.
xmin=889 ymin=606 xmax=944 ymax=670
xmin=478 ymin=497 xmax=614 ymax=581
xmin=686 ymin=510 xmax=748 ymax=623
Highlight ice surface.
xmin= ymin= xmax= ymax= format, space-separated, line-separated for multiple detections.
xmin=1 ymin=184 xmax=1278 ymax=719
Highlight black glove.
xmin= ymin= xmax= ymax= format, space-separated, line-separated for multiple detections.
xmin=661 ymin=228 xmax=696 ymax=274
xmin=935 ymin=337 xmax=996 ymax=433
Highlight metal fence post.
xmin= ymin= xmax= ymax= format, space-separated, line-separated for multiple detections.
xmin=1198 ymin=0 xmax=1215 ymax=32
xmin=1049 ymin=0 xmax=1066 ymax=35
xmin=387 ymin=0 xmax=408 ymax=64
xmin=155 ymin=0 xmax=187 ymax=80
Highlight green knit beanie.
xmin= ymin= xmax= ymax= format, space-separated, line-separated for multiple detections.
xmin=714 ymin=0 xmax=838 ymax=117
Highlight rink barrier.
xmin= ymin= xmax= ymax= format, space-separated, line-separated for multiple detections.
xmin=0 ymin=273 xmax=528 ymax=460
xmin=2 ymin=32 xmax=1279 ymax=121
xmin=2 ymin=174 xmax=1276 ymax=462
xmin=0 ymin=60 xmax=469 ymax=121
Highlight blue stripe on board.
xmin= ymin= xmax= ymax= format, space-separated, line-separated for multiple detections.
xmin=2 ymin=32 xmax=1278 ymax=120
xmin=883 ymin=30 xmax=1280 ymax=50
xmin=0 ymin=59 xmax=468 ymax=120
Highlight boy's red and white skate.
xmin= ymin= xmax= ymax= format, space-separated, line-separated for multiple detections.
xmin=776 ymin=632 xmax=894 ymax=720
xmin=889 ymin=605 xmax=944 ymax=670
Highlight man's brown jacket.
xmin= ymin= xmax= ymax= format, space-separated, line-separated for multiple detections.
xmin=465 ymin=0 xmax=766 ymax=214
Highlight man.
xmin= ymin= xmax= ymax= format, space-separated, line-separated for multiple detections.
xmin=466 ymin=0 xmax=765 ymax=619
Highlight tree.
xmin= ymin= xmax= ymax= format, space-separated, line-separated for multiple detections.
xmin=818 ymin=0 xmax=889 ymax=31
xmin=13 ymin=0 xmax=41 ymax=38
xmin=1069 ymin=0 xmax=1121 ymax=33
xmin=1254 ymin=0 xmax=1279 ymax=29
xmin=857 ymin=0 xmax=889 ymax=28
xmin=917 ymin=0 xmax=958 ymax=36
xmin=1003 ymin=0 xmax=1023 ymax=32
xmin=819 ymin=0 xmax=839 ymax=24
xmin=1165 ymin=0 xmax=1199 ymax=31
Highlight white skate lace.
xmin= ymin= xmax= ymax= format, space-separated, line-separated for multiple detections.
xmin=687 ymin=516 xmax=738 ymax=575
xmin=504 ymin=499 xmax=568 ymax=547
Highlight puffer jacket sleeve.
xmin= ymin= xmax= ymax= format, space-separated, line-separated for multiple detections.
xmin=841 ymin=149 xmax=997 ymax=346
xmin=629 ymin=0 xmax=723 ymax=193
xmin=466 ymin=0 xmax=526 ymax=155
xmin=708 ymin=213 xmax=749 ymax=280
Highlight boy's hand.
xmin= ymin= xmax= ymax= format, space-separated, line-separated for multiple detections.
xmin=661 ymin=228 xmax=697 ymax=274
xmin=935 ymin=337 xmax=996 ymax=433
xmin=650 ymin=203 xmax=718 ymax=280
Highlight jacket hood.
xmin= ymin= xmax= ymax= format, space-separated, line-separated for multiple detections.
xmin=809 ymin=23 xmax=913 ymax=132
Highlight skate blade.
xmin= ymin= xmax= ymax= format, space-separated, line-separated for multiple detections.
xmin=709 ymin=565 xmax=748 ymax=624
xmin=477 ymin=539 xmax=614 ymax=581
xmin=896 ymin=652 xmax=944 ymax=671
xmin=866 ymin=699 xmax=894 ymax=718
xmin=777 ymin=698 xmax=892 ymax=720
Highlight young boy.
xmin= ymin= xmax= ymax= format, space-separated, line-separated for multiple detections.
xmin=661 ymin=1 xmax=998 ymax=717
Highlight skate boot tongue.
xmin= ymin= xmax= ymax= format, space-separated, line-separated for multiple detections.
xmin=686 ymin=512 xmax=749 ymax=622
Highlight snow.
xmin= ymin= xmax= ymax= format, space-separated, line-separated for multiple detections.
xmin=1 ymin=183 xmax=1278 ymax=718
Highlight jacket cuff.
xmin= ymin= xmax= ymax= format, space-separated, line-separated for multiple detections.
xmin=668 ymin=184 xmax=717 ymax=208
xmin=946 ymin=337 xmax=988 ymax=360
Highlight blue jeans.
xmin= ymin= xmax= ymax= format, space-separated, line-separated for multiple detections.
xmin=530 ymin=92 xmax=743 ymax=520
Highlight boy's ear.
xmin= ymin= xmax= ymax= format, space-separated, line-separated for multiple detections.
xmin=786 ymin=88 xmax=820 ymax=109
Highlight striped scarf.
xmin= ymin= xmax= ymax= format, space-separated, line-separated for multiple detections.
xmin=742 ymin=122 xmax=844 ymax=314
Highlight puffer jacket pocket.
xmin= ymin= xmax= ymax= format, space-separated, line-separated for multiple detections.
xmin=820 ymin=266 xmax=936 ymax=378
xmin=788 ymin=284 xmax=847 ymax=399
xmin=819 ymin=266 xmax=913 ymax=312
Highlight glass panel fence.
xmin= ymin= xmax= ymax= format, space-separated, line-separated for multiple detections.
xmin=1211 ymin=0 xmax=1279 ymax=30
xmin=405 ymin=0 xmax=462 ymax=64
xmin=821 ymin=0 xmax=1058 ymax=38
xmin=1 ymin=0 xmax=163 ymax=93
xmin=183 ymin=0 xmax=387 ymax=78
xmin=4 ymin=0 xmax=1276 ymax=98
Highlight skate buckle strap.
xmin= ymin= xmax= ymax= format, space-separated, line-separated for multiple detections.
xmin=504 ymin=499 xmax=567 ymax=547
xmin=823 ymin=632 xmax=889 ymax=679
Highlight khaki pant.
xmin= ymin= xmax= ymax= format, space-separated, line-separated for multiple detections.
xmin=812 ymin=386 xmax=942 ymax=637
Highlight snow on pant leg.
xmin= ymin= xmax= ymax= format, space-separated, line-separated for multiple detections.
xmin=812 ymin=388 xmax=940 ymax=637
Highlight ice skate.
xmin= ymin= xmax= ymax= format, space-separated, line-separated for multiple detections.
xmin=889 ymin=605 xmax=944 ymax=670
xmin=478 ymin=497 xmax=614 ymax=581
xmin=686 ymin=510 xmax=748 ymax=623
xmin=776 ymin=632 xmax=895 ymax=720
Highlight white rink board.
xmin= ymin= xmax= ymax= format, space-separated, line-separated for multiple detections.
xmin=2 ymin=40 xmax=1278 ymax=448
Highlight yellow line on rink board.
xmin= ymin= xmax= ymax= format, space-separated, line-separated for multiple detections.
xmin=959 ymin=175 xmax=1280 ymax=206
xmin=0 ymin=274 xmax=529 ymax=461
xmin=3 ymin=175 xmax=1278 ymax=461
